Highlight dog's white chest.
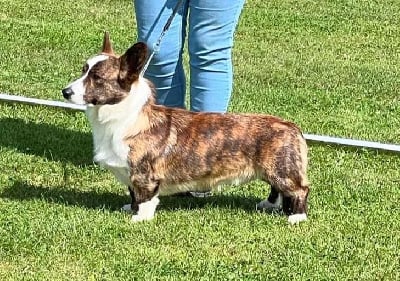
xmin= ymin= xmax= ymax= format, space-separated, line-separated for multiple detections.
xmin=92 ymin=131 xmax=129 ymax=168
xmin=86 ymin=107 xmax=131 ymax=186
xmin=84 ymin=82 xmax=152 ymax=188
xmin=93 ymin=128 xmax=131 ymax=185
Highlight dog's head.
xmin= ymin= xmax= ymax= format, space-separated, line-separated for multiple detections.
xmin=62 ymin=32 xmax=148 ymax=106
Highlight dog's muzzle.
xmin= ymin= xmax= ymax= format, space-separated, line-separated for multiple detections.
xmin=62 ymin=87 xmax=74 ymax=100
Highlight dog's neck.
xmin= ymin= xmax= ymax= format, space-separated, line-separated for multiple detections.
xmin=85 ymin=77 xmax=155 ymax=166
xmin=86 ymin=77 xmax=154 ymax=125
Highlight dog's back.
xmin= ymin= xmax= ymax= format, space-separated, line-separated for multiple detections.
xmin=130 ymin=106 xmax=308 ymax=197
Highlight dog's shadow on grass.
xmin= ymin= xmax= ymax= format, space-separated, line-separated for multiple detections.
xmin=1 ymin=181 xmax=262 ymax=214
xmin=0 ymin=117 xmax=93 ymax=166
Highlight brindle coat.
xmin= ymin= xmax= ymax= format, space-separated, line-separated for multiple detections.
xmin=62 ymin=32 xmax=310 ymax=224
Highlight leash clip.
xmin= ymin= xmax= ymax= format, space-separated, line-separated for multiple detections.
xmin=152 ymin=41 xmax=161 ymax=54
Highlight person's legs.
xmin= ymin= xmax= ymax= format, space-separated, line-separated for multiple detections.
xmin=133 ymin=0 xmax=188 ymax=108
xmin=188 ymin=0 xmax=245 ymax=112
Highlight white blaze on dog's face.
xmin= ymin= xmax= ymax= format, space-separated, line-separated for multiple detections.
xmin=62 ymin=32 xmax=148 ymax=106
xmin=64 ymin=54 xmax=109 ymax=105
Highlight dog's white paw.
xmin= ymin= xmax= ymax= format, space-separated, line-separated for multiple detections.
xmin=121 ymin=204 xmax=133 ymax=213
xmin=130 ymin=196 xmax=159 ymax=223
xmin=288 ymin=213 xmax=307 ymax=224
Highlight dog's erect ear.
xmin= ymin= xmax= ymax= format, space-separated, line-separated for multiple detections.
xmin=119 ymin=42 xmax=148 ymax=89
xmin=101 ymin=31 xmax=115 ymax=55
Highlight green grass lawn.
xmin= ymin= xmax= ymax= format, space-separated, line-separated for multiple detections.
xmin=1 ymin=0 xmax=399 ymax=280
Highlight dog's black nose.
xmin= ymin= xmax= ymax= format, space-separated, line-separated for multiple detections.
xmin=62 ymin=87 xmax=74 ymax=99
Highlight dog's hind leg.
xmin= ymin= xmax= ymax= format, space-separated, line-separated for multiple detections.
xmin=282 ymin=194 xmax=292 ymax=215
xmin=284 ymin=185 xmax=309 ymax=224
xmin=261 ymin=161 xmax=309 ymax=224
xmin=270 ymin=179 xmax=309 ymax=224
xmin=268 ymin=135 xmax=309 ymax=224
xmin=256 ymin=185 xmax=283 ymax=212
xmin=271 ymin=174 xmax=309 ymax=224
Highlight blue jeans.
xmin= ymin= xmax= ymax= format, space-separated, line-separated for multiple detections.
xmin=133 ymin=0 xmax=245 ymax=112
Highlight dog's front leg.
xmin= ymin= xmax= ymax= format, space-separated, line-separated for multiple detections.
xmin=130 ymin=178 xmax=160 ymax=223
xmin=121 ymin=186 xmax=138 ymax=213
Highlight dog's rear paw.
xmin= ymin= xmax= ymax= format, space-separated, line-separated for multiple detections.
xmin=288 ymin=213 xmax=307 ymax=224
xmin=256 ymin=198 xmax=282 ymax=212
